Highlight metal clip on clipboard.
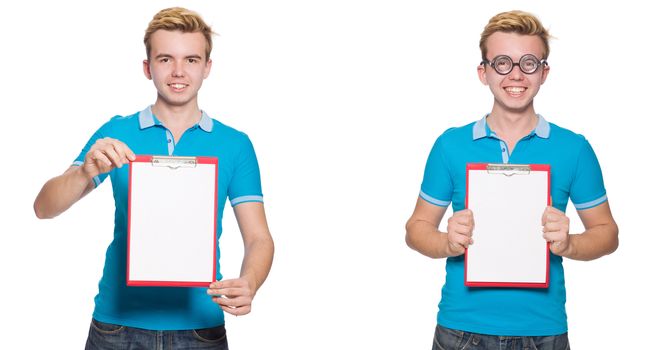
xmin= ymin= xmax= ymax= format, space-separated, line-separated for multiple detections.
xmin=151 ymin=156 xmax=197 ymax=169
xmin=486 ymin=164 xmax=531 ymax=177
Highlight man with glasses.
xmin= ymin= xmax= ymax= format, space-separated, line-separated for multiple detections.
xmin=405 ymin=10 xmax=618 ymax=349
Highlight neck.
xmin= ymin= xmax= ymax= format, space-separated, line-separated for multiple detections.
xmin=486 ymin=105 xmax=539 ymax=156
xmin=151 ymin=98 xmax=202 ymax=131
xmin=487 ymin=104 xmax=538 ymax=138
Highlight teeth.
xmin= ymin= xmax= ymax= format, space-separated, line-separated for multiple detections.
xmin=170 ymin=84 xmax=186 ymax=89
xmin=505 ymin=87 xmax=526 ymax=93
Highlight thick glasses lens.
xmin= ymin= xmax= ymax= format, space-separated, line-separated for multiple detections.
xmin=492 ymin=56 xmax=513 ymax=74
xmin=519 ymin=55 xmax=540 ymax=73
xmin=487 ymin=54 xmax=544 ymax=75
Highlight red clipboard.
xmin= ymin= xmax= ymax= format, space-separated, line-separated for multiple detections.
xmin=127 ymin=155 xmax=218 ymax=287
xmin=464 ymin=163 xmax=550 ymax=288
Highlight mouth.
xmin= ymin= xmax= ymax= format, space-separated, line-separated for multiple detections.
xmin=168 ymin=83 xmax=188 ymax=91
xmin=504 ymin=86 xmax=527 ymax=96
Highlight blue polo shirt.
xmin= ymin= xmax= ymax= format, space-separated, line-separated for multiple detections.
xmin=73 ymin=106 xmax=263 ymax=330
xmin=420 ymin=114 xmax=607 ymax=336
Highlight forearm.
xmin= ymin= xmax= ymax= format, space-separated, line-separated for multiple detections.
xmin=240 ymin=235 xmax=274 ymax=293
xmin=563 ymin=222 xmax=619 ymax=261
xmin=405 ymin=220 xmax=451 ymax=259
xmin=34 ymin=166 xmax=93 ymax=219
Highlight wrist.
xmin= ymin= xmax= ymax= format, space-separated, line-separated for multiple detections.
xmin=77 ymin=163 xmax=97 ymax=182
xmin=441 ymin=231 xmax=457 ymax=258
xmin=562 ymin=234 xmax=577 ymax=258
xmin=240 ymin=273 xmax=258 ymax=295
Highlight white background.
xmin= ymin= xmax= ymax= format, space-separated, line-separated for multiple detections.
xmin=1 ymin=1 xmax=654 ymax=349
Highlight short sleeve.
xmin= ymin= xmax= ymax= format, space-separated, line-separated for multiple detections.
xmin=570 ymin=139 xmax=607 ymax=210
xmin=420 ymin=136 xmax=454 ymax=207
xmin=228 ymin=135 xmax=263 ymax=207
xmin=72 ymin=123 xmax=111 ymax=187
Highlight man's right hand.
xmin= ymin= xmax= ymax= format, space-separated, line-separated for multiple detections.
xmin=82 ymin=138 xmax=136 ymax=179
xmin=445 ymin=209 xmax=475 ymax=256
xmin=34 ymin=137 xmax=135 ymax=219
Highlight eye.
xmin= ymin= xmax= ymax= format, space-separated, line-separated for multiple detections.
xmin=187 ymin=58 xmax=199 ymax=64
xmin=521 ymin=60 xmax=537 ymax=70
xmin=494 ymin=57 xmax=512 ymax=70
xmin=160 ymin=57 xmax=170 ymax=63
xmin=520 ymin=56 xmax=540 ymax=72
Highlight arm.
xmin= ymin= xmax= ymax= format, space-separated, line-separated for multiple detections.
xmin=405 ymin=197 xmax=474 ymax=259
xmin=34 ymin=166 xmax=95 ymax=219
xmin=208 ymin=202 xmax=274 ymax=316
xmin=542 ymin=202 xmax=619 ymax=261
xmin=33 ymin=138 xmax=135 ymax=219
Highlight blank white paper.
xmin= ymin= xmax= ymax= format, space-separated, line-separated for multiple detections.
xmin=128 ymin=160 xmax=216 ymax=284
xmin=466 ymin=166 xmax=548 ymax=285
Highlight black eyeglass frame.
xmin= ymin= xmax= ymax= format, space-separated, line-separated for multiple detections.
xmin=480 ymin=54 xmax=548 ymax=75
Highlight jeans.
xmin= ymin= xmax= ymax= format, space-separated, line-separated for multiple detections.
xmin=432 ymin=325 xmax=570 ymax=350
xmin=85 ymin=318 xmax=229 ymax=350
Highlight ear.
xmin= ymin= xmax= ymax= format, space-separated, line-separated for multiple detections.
xmin=143 ymin=59 xmax=152 ymax=80
xmin=540 ymin=64 xmax=550 ymax=85
xmin=477 ymin=64 xmax=488 ymax=86
xmin=203 ymin=58 xmax=213 ymax=79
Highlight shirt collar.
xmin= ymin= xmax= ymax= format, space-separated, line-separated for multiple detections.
xmin=472 ymin=113 xmax=551 ymax=140
xmin=138 ymin=106 xmax=213 ymax=132
xmin=534 ymin=114 xmax=550 ymax=138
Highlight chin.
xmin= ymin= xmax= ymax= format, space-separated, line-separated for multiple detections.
xmin=158 ymin=94 xmax=194 ymax=107
xmin=496 ymin=97 xmax=535 ymax=113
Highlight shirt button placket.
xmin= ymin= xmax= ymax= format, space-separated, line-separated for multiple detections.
xmin=166 ymin=130 xmax=174 ymax=155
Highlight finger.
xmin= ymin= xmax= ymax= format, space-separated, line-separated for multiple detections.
xmin=449 ymin=233 xmax=472 ymax=247
xmin=541 ymin=207 xmax=550 ymax=225
xmin=208 ymin=287 xmax=247 ymax=298
xmin=548 ymin=241 xmax=565 ymax=254
xmin=91 ymin=150 xmax=113 ymax=168
xmin=447 ymin=240 xmax=465 ymax=252
xmin=213 ymin=295 xmax=251 ymax=308
xmin=221 ymin=305 xmax=251 ymax=316
xmin=210 ymin=294 xmax=249 ymax=308
xmin=457 ymin=209 xmax=473 ymax=217
xmin=546 ymin=206 xmax=562 ymax=213
xmin=542 ymin=231 xmax=562 ymax=243
xmin=542 ymin=221 xmax=555 ymax=233
xmin=452 ymin=224 xmax=474 ymax=236
xmin=452 ymin=209 xmax=472 ymax=219
xmin=100 ymin=146 xmax=124 ymax=168
xmin=545 ymin=213 xmax=564 ymax=223
xmin=109 ymin=142 xmax=128 ymax=164
xmin=212 ymin=279 xmax=247 ymax=289
xmin=114 ymin=141 xmax=136 ymax=162
xmin=452 ymin=215 xmax=474 ymax=226
xmin=545 ymin=206 xmax=566 ymax=217
xmin=542 ymin=221 xmax=565 ymax=234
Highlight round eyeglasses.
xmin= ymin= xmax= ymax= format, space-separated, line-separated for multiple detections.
xmin=480 ymin=54 xmax=548 ymax=75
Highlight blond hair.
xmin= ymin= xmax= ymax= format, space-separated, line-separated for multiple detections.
xmin=144 ymin=7 xmax=214 ymax=60
xmin=480 ymin=10 xmax=551 ymax=60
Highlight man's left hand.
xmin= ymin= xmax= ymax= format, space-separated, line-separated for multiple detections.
xmin=542 ymin=206 xmax=570 ymax=256
xmin=207 ymin=278 xmax=255 ymax=316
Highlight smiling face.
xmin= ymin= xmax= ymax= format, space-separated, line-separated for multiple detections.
xmin=143 ymin=30 xmax=212 ymax=109
xmin=477 ymin=32 xmax=549 ymax=116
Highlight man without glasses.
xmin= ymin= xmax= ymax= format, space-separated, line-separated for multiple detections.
xmin=34 ymin=7 xmax=274 ymax=349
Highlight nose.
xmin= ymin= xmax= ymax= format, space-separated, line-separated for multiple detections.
xmin=508 ymin=64 xmax=524 ymax=80
xmin=172 ymin=60 xmax=184 ymax=77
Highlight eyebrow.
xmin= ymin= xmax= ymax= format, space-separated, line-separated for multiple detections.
xmin=153 ymin=54 xmax=204 ymax=60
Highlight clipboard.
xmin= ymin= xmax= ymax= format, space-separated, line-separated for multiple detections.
xmin=464 ymin=163 xmax=550 ymax=288
xmin=127 ymin=155 xmax=218 ymax=287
